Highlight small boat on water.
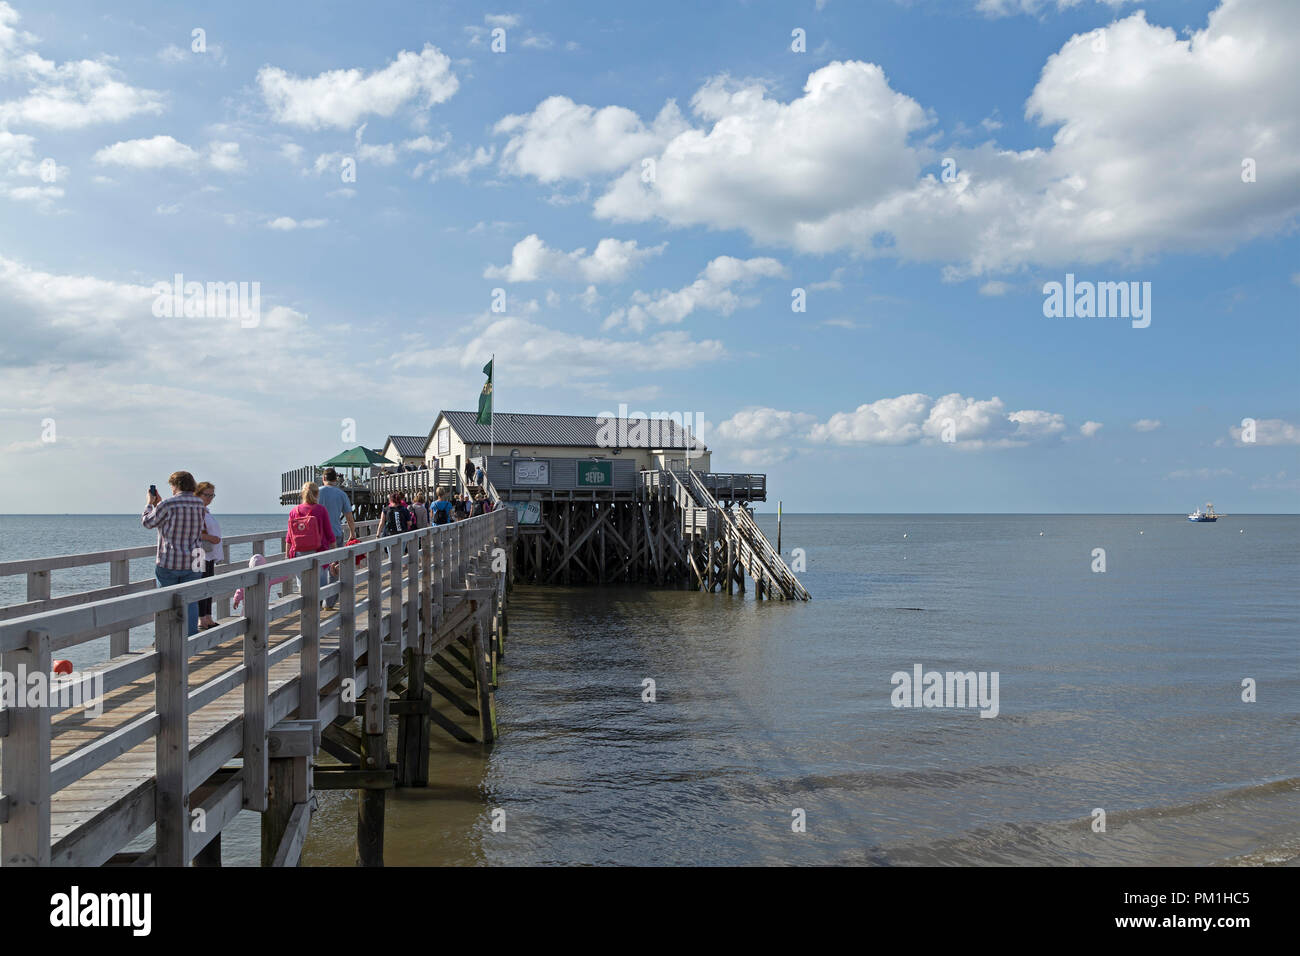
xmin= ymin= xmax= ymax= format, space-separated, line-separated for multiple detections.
xmin=1188 ymin=502 xmax=1221 ymax=522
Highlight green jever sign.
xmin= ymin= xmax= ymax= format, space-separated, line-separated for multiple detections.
xmin=577 ymin=460 xmax=613 ymax=487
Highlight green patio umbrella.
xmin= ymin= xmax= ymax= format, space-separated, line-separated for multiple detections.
xmin=320 ymin=446 xmax=389 ymax=468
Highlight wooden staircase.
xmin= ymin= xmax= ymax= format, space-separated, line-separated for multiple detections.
xmin=663 ymin=468 xmax=810 ymax=601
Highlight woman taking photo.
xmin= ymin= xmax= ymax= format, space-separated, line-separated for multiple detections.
xmin=196 ymin=481 xmax=222 ymax=630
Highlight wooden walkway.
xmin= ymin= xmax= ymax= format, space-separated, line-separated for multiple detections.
xmin=0 ymin=510 xmax=508 ymax=867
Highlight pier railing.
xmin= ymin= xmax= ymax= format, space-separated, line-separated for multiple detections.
xmin=0 ymin=520 xmax=380 ymax=657
xmin=368 ymin=467 xmax=460 ymax=502
xmin=0 ymin=510 xmax=506 ymax=866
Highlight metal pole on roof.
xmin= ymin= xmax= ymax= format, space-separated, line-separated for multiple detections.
xmin=490 ymin=353 xmax=495 ymax=457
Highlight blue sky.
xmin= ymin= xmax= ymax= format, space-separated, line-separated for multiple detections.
xmin=0 ymin=0 xmax=1296 ymax=513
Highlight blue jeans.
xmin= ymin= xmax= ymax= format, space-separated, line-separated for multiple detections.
xmin=155 ymin=565 xmax=201 ymax=636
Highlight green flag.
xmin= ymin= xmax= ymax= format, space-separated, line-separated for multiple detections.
xmin=477 ymin=358 xmax=493 ymax=425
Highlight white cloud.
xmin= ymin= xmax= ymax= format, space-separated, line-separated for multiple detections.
xmin=1008 ymin=408 xmax=1067 ymax=440
xmin=494 ymin=96 xmax=687 ymax=183
xmin=806 ymin=392 xmax=1073 ymax=448
xmin=979 ymin=280 xmax=1011 ymax=296
xmin=977 ymin=0 xmax=1135 ymax=18
xmin=603 ymin=255 xmax=786 ymax=331
xmin=0 ymin=3 xmax=163 ymax=128
xmin=1132 ymin=418 xmax=1162 ymax=432
xmin=266 ymin=216 xmax=328 ymax=231
xmin=717 ymin=407 xmax=818 ymax=445
xmin=484 ymin=234 xmax=665 ymax=283
xmin=207 ymin=141 xmax=245 ymax=172
xmin=439 ymin=145 xmax=494 ymax=180
xmin=496 ymin=1 xmax=1300 ymax=278
xmin=258 ymin=44 xmax=458 ymax=129
xmin=576 ymin=284 xmax=601 ymax=311
xmin=92 ymin=136 xmax=245 ymax=172
xmin=1079 ymin=420 xmax=1104 ymax=437
xmin=93 ymin=135 xmax=197 ymax=169
xmin=393 ymin=315 xmax=727 ymax=389
xmin=1166 ymin=467 xmax=1233 ymax=479
xmin=1229 ymin=417 xmax=1300 ymax=445
xmin=402 ymin=134 xmax=449 ymax=153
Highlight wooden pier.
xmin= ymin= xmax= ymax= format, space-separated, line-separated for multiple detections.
xmin=0 ymin=510 xmax=508 ymax=867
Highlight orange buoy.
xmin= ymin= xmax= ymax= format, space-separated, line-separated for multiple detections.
xmin=52 ymin=659 xmax=74 ymax=675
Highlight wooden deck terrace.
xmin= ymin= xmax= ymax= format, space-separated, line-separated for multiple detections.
xmin=281 ymin=464 xmax=767 ymax=513
xmin=0 ymin=509 xmax=508 ymax=867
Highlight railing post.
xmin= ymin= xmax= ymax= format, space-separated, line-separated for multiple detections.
xmin=420 ymin=532 xmax=433 ymax=653
xmin=154 ymin=594 xmax=190 ymax=866
xmin=243 ymin=572 xmax=269 ymax=812
xmin=339 ymin=552 xmax=357 ymax=719
xmin=405 ymin=536 xmax=419 ymax=651
xmin=215 ymin=543 xmax=232 ymax=620
xmin=365 ymin=548 xmax=384 ymax=736
xmin=300 ymin=559 xmax=320 ymax=728
xmin=358 ymin=543 xmax=388 ymax=866
xmin=280 ymin=537 xmax=296 ymax=596
xmin=25 ymin=570 xmax=50 ymax=603
xmin=109 ymin=558 xmax=130 ymax=656
xmin=1 ymin=629 xmax=52 ymax=866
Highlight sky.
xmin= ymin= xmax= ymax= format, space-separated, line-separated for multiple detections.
xmin=0 ymin=0 xmax=1296 ymax=514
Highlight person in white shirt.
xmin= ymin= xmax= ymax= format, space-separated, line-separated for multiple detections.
xmin=195 ymin=482 xmax=223 ymax=630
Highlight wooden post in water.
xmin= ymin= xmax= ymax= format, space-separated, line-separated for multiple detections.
xmin=777 ymin=500 xmax=782 ymax=555
xmin=261 ymin=757 xmax=295 ymax=866
xmin=470 ymin=609 xmax=496 ymax=746
xmin=726 ymin=535 xmax=734 ymax=595
xmin=193 ymin=833 xmax=222 ymax=867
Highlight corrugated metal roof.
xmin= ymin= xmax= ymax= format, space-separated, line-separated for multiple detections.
xmin=385 ymin=435 xmax=426 ymax=457
xmin=438 ymin=410 xmax=704 ymax=450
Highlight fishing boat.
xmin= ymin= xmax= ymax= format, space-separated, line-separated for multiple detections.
xmin=1187 ymin=502 xmax=1220 ymax=522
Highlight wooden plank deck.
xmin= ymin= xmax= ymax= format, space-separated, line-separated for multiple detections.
xmin=44 ymin=568 xmax=413 ymax=863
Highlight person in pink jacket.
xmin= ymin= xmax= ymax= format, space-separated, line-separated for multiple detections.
xmin=286 ymin=483 xmax=336 ymax=602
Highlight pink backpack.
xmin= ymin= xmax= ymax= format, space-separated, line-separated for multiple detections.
xmin=288 ymin=507 xmax=323 ymax=552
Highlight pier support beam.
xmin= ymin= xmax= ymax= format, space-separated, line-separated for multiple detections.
xmin=193 ymin=833 xmax=222 ymax=867
xmin=260 ymin=757 xmax=296 ymax=867
xmin=356 ymin=730 xmax=387 ymax=867
xmin=395 ymin=649 xmax=430 ymax=787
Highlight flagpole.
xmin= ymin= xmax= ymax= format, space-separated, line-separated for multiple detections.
xmin=490 ymin=353 xmax=495 ymax=457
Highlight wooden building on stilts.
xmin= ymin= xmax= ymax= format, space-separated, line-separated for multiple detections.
xmin=281 ymin=409 xmax=809 ymax=601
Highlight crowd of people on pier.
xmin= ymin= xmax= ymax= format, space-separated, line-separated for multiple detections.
xmin=142 ymin=466 xmax=495 ymax=637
